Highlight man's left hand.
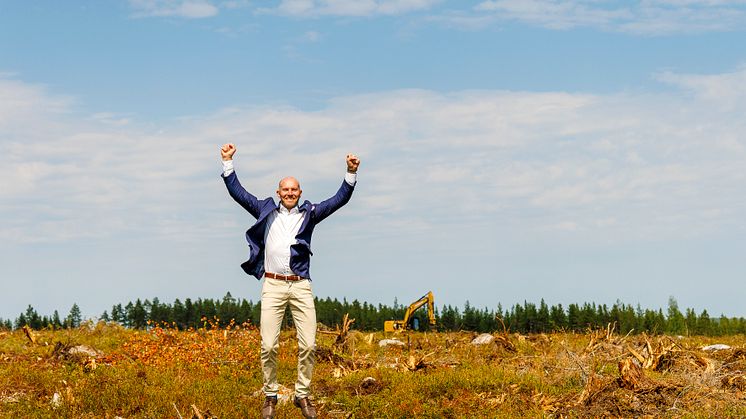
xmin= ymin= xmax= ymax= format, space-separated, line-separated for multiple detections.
xmin=346 ymin=154 xmax=360 ymax=173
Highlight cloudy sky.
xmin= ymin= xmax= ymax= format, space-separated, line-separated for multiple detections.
xmin=1 ymin=0 xmax=745 ymax=321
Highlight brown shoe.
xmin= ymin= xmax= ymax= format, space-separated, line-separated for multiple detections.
xmin=293 ymin=396 xmax=317 ymax=419
xmin=261 ymin=395 xmax=277 ymax=419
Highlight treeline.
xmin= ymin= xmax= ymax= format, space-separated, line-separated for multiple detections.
xmin=4 ymin=294 xmax=746 ymax=336
xmin=0 ymin=303 xmax=82 ymax=331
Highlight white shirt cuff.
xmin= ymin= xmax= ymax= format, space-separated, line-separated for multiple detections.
xmin=222 ymin=159 xmax=234 ymax=176
xmin=345 ymin=172 xmax=357 ymax=186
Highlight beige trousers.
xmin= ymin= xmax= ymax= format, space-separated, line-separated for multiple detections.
xmin=260 ymin=277 xmax=316 ymax=398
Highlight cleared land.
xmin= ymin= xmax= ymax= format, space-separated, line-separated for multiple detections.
xmin=1 ymin=322 xmax=746 ymax=418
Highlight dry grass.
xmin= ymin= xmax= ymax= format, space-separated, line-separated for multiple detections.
xmin=2 ymin=322 xmax=746 ymax=417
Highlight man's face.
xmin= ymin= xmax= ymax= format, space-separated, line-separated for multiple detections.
xmin=277 ymin=177 xmax=302 ymax=209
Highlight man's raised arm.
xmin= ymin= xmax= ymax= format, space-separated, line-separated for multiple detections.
xmin=313 ymin=153 xmax=360 ymax=223
xmin=220 ymin=143 xmax=262 ymax=219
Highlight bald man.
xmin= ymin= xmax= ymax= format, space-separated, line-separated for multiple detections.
xmin=220 ymin=143 xmax=359 ymax=419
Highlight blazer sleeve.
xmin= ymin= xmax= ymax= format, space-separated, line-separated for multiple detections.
xmin=222 ymin=171 xmax=262 ymax=219
xmin=312 ymin=179 xmax=355 ymax=224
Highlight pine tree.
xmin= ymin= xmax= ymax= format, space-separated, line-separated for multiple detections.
xmin=666 ymin=297 xmax=685 ymax=335
xmin=512 ymin=303 xmax=524 ymax=333
xmin=655 ymin=309 xmax=667 ymax=334
xmin=718 ymin=315 xmax=731 ymax=335
xmin=698 ymin=309 xmax=712 ymax=336
xmin=550 ymin=303 xmax=566 ymax=331
xmin=24 ymin=305 xmax=42 ymax=329
xmin=173 ymin=298 xmax=186 ymax=328
xmin=620 ymin=304 xmax=637 ymax=334
xmin=52 ymin=310 xmax=62 ymax=329
xmin=684 ymin=308 xmax=697 ymax=336
xmin=440 ymin=305 xmax=458 ymax=331
xmin=219 ymin=292 xmax=239 ymax=324
xmin=111 ymin=304 xmax=124 ymax=324
xmin=238 ymin=299 xmax=254 ymax=326
xmin=130 ymin=299 xmax=147 ymax=329
xmin=123 ymin=302 xmax=134 ymax=327
xmin=184 ymin=298 xmax=195 ymax=328
xmin=149 ymin=297 xmax=172 ymax=324
xmin=65 ymin=303 xmax=82 ymax=328
xmin=462 ymin=301 xmax=478 ymax=331
xmin=523 ymin=301 xmax=538 ymax=333
xmin=537 ymin=299 xmax=550 ymax=333
xmin=579 ymin=303 xmax=597 ymax=329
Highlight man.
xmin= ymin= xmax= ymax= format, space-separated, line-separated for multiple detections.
xmin=220 ymin=143 xmax=359 ymax=419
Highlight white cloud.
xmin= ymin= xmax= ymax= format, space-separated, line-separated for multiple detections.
xmin=266 ymin=0 xmax=439 ymax=17
xmin=461 ymin=0 xmax=746 ymax=35
xmin=281 ymin=30 xmax=324 ymax=61
xmin=475 ymin=0 xmax=632 ymax=30
xmin=0 ymin=77 xmax=71 ymax=130
xmin=303 ymin=30 xmax=321 ymax=42
xmin=1 ymin=67 xmax=746 ymax=246
xmin=124 ymin=0 xmax=746 ymax=34
xmin=90 ymin=112 xmax=132 ymax=126
xmin=657 ymin=65 xmax=746 ymax=105
xmin=221 ymin=0 xmax=252 ymax=9
xmin=125 ymin=0 xmax=746 ymax=33
xmin=128 ymin=0 xmax=219 ymax=19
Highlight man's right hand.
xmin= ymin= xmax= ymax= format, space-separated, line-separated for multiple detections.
xmin=221 ymin=143 xmax=236 ymax=161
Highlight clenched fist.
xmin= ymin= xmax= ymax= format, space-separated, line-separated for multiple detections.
xmin=221 ymin=143 xmax=236 ymax=161
xmin=346 ymin=154 xmax=360 ymax=173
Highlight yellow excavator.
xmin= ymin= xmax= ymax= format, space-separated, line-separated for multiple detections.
xmin=384 ymin=291 xmax=436 ymax=332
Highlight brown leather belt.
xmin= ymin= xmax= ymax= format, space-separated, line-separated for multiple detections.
xmin=265 ymin=272 xmax=305 ymax=281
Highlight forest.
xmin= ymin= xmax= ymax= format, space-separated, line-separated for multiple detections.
xmin=4 ymin=293 xmax=746 ymax=336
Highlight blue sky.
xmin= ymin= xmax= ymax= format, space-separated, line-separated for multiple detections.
xmin=1 ymin=0 xmax=746 ymax=321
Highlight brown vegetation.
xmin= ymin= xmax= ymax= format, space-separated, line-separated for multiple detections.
xmin=1 ymin=321 xmax=745 ymax=417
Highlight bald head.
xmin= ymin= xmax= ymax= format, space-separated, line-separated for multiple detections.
xmin=277 ymin=176 xmax=302 ymax=209
xmin=279 ymin=176 xmax=300 ymax=189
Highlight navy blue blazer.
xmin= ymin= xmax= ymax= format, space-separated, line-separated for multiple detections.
xmin=222 ymin=171 xmax=355 ymax=280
